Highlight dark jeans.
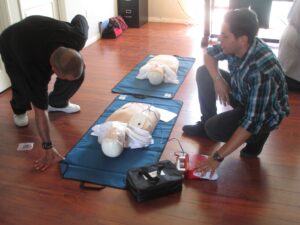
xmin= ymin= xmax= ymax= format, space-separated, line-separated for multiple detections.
xmin=196 ymin=65 xmax=270 ymax=148
xmin=0 ymin=35 xmax=84 ymax=114
xmin=229 ymin=0 xmax=273 ymax=29
xmin=48 ymin=75 xmax=84 ymax=108
xmin=285 ymin=76 xmax=300 ymax=92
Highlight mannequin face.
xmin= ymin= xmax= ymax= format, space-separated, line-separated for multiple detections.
xmin=147 ymin=67 xmax=164 ymax=85
xmin=101 ymin=139 xmax=123 ymax=157
xmin=101 ymin=126 xmax=125 ymax=157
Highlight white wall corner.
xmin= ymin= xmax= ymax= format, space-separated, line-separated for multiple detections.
xmin=57 ymin=0 xmax=67 ymax=21
xmin=0 ymin=69 xmax=11 ymax=93
xmin=85 ymin=33 xmax=100 ymax=47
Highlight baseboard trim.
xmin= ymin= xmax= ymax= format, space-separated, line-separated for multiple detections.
xmin=148 ymin=17 xmax=200 ymax=25
xmin=85 ymin=34 xmax=100 ymax=47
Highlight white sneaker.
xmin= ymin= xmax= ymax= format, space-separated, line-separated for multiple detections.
xmin=14 ymin=113 xmax=29 ymax=127
xmin=48 ymin=102 xmax=80 ymax=113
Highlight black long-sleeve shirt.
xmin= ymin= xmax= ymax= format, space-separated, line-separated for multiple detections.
xmin=0 ymin=15 xmax=89 ymax=108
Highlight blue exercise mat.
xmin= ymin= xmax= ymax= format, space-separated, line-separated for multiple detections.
xmin=59 ymin=95 xmax=183 ymax=189
xmin=112 ymin=55 xmax=195 ymax=99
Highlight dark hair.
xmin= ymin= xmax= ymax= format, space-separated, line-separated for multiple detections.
xmin=224 ymin=8 xmax=259 ymax=44
xmin=52 ymin=47 xmax=84 ymax=79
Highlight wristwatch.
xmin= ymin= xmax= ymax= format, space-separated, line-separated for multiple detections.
xmin=42 ymin=142 xmax=53 ymax=150
xmin=212 ymin=152 xmax=224 ymax=162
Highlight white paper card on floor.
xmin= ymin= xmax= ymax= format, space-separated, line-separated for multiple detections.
xmin=17 ymin=142 xmax=34 ymax=151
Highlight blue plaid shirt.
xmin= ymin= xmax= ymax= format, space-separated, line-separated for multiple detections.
xmin=207 ymin=38 xmax=289 ymax=134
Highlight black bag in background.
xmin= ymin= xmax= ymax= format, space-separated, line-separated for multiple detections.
xmin=126 ymin=160 xmax=183 ymax=202
xmin=99 ymin=16 xmax=128 ymax=39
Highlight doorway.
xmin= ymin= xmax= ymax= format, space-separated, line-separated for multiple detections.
xmin=18 ymin=0 xmax=60 ymax=19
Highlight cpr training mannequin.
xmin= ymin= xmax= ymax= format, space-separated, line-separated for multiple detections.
xmin=136 ymin=55 xmax=180 ymax=85
xmin=91 ymin=103 xmax=160 ymax=157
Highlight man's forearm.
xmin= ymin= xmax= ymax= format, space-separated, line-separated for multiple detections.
xmin=33 ymin=106 xmax=51 ymax=143
xmin=32 ymin=106 xmax=66 ymax=171
xmin=217 ymin=127 xmax=252 ymax=158
xmin=204 ymin=53 xmax=221 ymax=81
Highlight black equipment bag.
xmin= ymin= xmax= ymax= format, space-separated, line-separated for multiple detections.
xmin=126 ymin=160 xmax=183 ymax=202
xmin=100 ymin=16 xmax=127 ymax=39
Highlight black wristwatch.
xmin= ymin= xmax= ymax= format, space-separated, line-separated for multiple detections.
xmin=42 ymin=142 xmax=53 ymax=150
xmin=212 ymin=152 xmax=224 ymax=162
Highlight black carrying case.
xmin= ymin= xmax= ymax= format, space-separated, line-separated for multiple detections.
xmin=126 ymin=160 xmax=183 ymax=202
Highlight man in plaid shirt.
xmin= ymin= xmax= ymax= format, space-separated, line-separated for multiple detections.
xmin=183 ymin=9 xmax=289 ymax=176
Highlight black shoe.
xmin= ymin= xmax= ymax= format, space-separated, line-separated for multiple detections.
xmin=240 ymin=132 xmax=270 ymax=157
xmin=240 ymin=146 xmax=260 ymax=158
xmin=182 ymin=121 xmax=207 ymax=137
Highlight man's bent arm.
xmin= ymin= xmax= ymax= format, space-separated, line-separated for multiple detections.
xmin=204 ymin=52 xmax=231 ymax=106
xmin=196 ymin=127 xmax=252 ymax=176
xmin=204 ymin=52 xmax=220 ymax=81
xmin=216 ymin=127 xmax=252 ymax=158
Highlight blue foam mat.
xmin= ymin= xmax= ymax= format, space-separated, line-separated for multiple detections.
xmin=112 ymin=55 xmax=195 ymax=99
xmin=59 ymin=95 xmax=183 ymax=189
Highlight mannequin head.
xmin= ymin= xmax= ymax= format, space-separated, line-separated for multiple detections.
xmin=95 ymin=121 xmax=126 ymax=157
xmin=94 ymin=103 xmax=160 ymax=157
xmin=136 ymin=55 xmax=180 ymax=85
xmin=147 ymin=66 xmax=164 ymax=85
xmin=101 ymin=138 xmax=123 ymax=158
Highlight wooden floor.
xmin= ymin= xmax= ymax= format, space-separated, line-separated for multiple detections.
xmin=1 ymin=23 xmax=300 ymax=225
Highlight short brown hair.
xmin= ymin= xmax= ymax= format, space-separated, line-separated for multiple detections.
xmin=52 ymin=47 xmax=84 ymax=79
xmin=224 ymin=8 xmax=259 ymax=44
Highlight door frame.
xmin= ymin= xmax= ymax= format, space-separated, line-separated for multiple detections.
xmin=0 ymin=0 xmax=12 ymax=30
xmin=0 ymin=0 xmax=12 ymax=93
xmin=18 ymin=0 xmax=65 ymax=20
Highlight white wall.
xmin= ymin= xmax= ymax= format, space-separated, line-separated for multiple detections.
xmin=62 ymin=0 xmax=117 ymax=45
xmin=84 ymin=0 xmax=118 ymax=45
xmin=148 ymin=0 xmax=204 ymax=24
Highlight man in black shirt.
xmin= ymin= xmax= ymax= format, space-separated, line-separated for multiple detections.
xmin=0 ymin=15 xmax=89 ymax=171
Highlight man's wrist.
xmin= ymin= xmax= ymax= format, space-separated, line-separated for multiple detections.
xmin=42 ymin=142 xmax=53 ymax=150
xmin=213 ymin=75 xmax=222 ymax=82
xmin=212 ymin=151 xmax=224 ymax=162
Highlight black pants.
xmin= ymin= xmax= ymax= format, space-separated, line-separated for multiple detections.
xmin=229 ymin=0 xmax=273 ymax=29
xmin=285 ymin=76 xmax=300 ymax=92
xmin=0 ymin=35 xmax=84 ymax=114
xmin=48 ymin=75 xmax=84 ymax=108
xmin=196 ymin=65 xmax=270 ymax=149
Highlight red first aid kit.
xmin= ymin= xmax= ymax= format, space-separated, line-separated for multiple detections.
xmin=175 ymin=152 xmax=218 ymax=180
